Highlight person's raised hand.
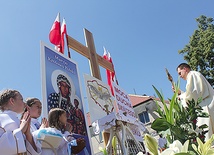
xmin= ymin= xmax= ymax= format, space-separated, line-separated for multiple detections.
xmin=172 ymin=85 xmax=181 ymax=95
xmin=20 ymin=111 xmax=30 ymax=133
xmin=65 ymin=122 xmax=73 ymax=133
xmin=40 ymin=117 xmax=49 ymax=129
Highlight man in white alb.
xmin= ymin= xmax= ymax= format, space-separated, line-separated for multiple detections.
xmin=175 ymin=63 xmax=214 ymax=141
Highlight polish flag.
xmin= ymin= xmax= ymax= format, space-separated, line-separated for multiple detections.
xmin=60 ymin=18 xmax=67 ymax=54
xmin=103 ymin=47 xmax=108 ymax=60
xmin=103 ymin=47 xmax=114 ymax=96
xmin=108 ymin=52 xmax=115 ymax=82
xmin=108 ymin=52 xmax=118 ymax=85
xmin=49 ymin=13 xmax=62 ymax=52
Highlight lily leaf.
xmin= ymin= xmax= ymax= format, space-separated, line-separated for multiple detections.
xmin=151 ymin=118 xmax=171 ymax=131
xmin=152 ymin=85 xmax=165 ymax=103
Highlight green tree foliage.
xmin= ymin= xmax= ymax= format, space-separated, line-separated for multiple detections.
xmin=178 ymin=15 xmax=214 ymax=87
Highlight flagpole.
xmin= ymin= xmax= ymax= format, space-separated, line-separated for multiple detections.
xmin=115 ymin=74 xmax=119 ymax=85
xmin=65 ymin=34 xmax=71 ymax=58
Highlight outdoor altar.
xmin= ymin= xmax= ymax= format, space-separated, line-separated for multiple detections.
xmin=84 ymin=74 xmax=148 ymax=154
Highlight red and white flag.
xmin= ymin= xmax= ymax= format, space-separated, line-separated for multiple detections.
xmin=108 ymin=52 xmax=115 ymax=82
xmin=60 ymin=18 xmax=67 ymax=54
xmin=103 ymin=47 xmax=108 ymax=60
xmin=103 ymin=47 xmax=116 ymax=96
xmin=49 ymin=13 xmax=62 ymax=53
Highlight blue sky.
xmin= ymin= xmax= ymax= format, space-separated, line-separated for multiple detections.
xmin=0 ymin=1 xmax=213 ymax=113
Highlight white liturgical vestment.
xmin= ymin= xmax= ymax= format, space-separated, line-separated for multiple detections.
xmin=179 ymin=71 xmax=214 ymax=141
xmin=0 ymin=110 xmax=41 ymax=155
xmin=33 ymin=127 xmax=71 ymax=155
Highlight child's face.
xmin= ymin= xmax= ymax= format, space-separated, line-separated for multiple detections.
xmin=13 ymin=93 xmax=26 ymax=114
xmin=29 ymin=101 xmax=42 ymax=119
xmin=59 ymin=112 xmax=67 ymax=125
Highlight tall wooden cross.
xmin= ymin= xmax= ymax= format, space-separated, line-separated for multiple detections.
xmin=67 ymin=28 xmax=114 ymax=146
xmin=67 ymin=28 xmax=114 ymax=80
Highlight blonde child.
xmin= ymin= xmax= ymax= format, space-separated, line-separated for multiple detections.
xmin=33 ymin=108 xmax=74 ymax=155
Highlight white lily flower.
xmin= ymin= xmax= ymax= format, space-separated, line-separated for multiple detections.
xmin=160 ymin=140 xmax=182 ymax=155
xmin=145 ymin=134 xmax=190 ymax=155
xmin=181 ymin=140 xmax=189 ymax=152
xmin=160 ymin=148 xmax=178 ymax=155
xmin=169 ymin=140 xmax=182 ymax=152
xmin=195 ymin=127 xmax=203 ymax=135
xmin=160 ymin=140 xmax=189 ymax=155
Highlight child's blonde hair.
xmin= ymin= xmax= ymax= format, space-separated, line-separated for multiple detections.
xmin=48 ymin=108 xmax=66 ymax=132
xmin=0 ymin=89 xmax=19 ymax=111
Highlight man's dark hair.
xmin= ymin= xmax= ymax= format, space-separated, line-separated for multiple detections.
xmin=177 ymin=63 xmax=191 ymax=71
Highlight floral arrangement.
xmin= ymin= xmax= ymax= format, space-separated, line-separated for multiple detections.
xmin=99 ymin=83 xmax=213 ymax=155
xmin=152 ymin=86 xmax=208 ymax=142
xmin=144 ymin=133 xmax=214 ymax=155
xmin=143 ymin=84 xmax=212 ymax=155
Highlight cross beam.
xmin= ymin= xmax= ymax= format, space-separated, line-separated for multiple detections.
xmin=67 ymin=28 xmax=114 ymax=80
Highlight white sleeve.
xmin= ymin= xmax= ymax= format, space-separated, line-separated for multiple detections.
xmin=185 ymin=72 xmax=209 ymax=103
xmin=27 ymin=130 xmax=42 ymax=155
xmin=0 ymin=127 xmax=26 ymax=154
xmin=26 ymin=139 xmax=42 ymax=155
xmin=58 ymin=131 xmax=69 ymax=149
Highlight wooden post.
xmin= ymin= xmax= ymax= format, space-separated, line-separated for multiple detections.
xmin=84 ymin=29 xmax=101 ymax=80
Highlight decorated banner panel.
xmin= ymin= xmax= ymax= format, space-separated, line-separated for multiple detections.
xmin=113 ymin=83 xmax=137 ymax=122
xmin=84 ymin=74 xmax=115 ymax=123
xmin=40 ymin=42 xmax=92 ymax=155
xmin=112 ymin=83 xmax=145 ymax=142
xmin=92 ymin=112 xmax=145 ymax=142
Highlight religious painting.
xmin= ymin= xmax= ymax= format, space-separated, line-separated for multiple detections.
xmin=40 ymin=42 xmax=92 ymax=154
xmin=84 ymin=74 xmax=115 ymax=123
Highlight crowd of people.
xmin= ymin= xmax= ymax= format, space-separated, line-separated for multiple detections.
xmin=0 ymin=89 xmax=85 ymax=155
xmin=1 ymin=62 xmax=214 ymax=155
